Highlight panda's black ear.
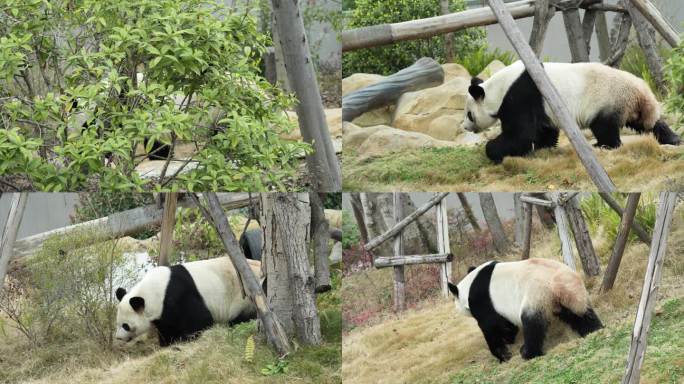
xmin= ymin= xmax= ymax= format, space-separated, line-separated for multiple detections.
xmin=129 ymin=296 xmax=145 ymax=313
xmin=468 ymin=81 xmax=485 ymax=102
xmin=447 ymin=282 xmax=459 ymax=297
xmin=468 ymin=266 xmax=477 ymax=273
xmin=116 ymin=288 xmax=127 ymax=302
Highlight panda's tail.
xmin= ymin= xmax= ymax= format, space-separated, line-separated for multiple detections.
xmin=557 ymin=305 xmax=603 ymax=337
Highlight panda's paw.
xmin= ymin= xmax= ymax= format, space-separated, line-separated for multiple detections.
xmin=520 ymin=344 xmax=544 ymax=360
xmin=495 ymin=346 xmax=512 ymax=363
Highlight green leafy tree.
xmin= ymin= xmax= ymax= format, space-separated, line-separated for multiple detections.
xmin=342 ymin=0 xmax=486 ymax=76
xmin=665 ymin=43 xmax=684 ymax=131
xmin=0 ymin=0 xmax=309 ymax=191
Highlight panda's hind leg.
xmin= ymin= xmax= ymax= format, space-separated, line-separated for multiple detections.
xmin=557 ymin=305 xmax=603 ymax=337
xmin=520 ymin=309 xmax=547 ymax=360
xmin=589 ymin=111 xmax=622 ymax=149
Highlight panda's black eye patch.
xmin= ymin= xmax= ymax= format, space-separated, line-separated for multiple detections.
xmin=467 ymin=112 xmax=473 ymax=122
xmin=122 ymin=323 xmax=130 ymax=331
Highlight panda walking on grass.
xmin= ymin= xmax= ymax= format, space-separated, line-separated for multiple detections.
xmin=448 ymin=258 xmax=603 ymax=362
xmin=461 ymin=60 xmax=681 ymax=164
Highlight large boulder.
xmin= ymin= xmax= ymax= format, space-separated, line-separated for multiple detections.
xmin=357 ymin=126 xmax=459 ymax=157
xmin=442 ymin=63 xmax=471 ymax=82
xmin=392 ymin=77 xmax=469 ymax=140
xmin=476 ymin=60 xmax=507 ymax=80
xmin=282 ymin=108 xmax=342 ymax=140
xmin=351 ymin=106 xmax=394 ymax=127
xmin=342 ymin=73 xmax=385 ymax=96
xmin=343 ymin=123 xmax=389 ymax=150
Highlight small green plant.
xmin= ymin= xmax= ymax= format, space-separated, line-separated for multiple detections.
xmin=580 ymin=193 xmax=656 ymax=245
xmin=342 ymin=0 xmax=486 ymax=76
xmin=342 ymin=210 xmax=360 ymax=249
xmin=665 ymin=41 xmax=684 ymax=130
xmin=244 ymin=334 xmax=256 ymax=363
xmin=461 ymin=46 xmax=516 ymax=77
xmin=261 ymin=359 xmax=289 ymax=376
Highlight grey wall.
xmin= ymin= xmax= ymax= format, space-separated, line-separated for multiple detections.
xmin=0 ymin=193 xmax=79 ymax=238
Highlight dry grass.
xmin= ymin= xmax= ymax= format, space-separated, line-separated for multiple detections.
xmin=342 ymin=206 xmax=684 ymax=384
xmin=343 ymin=134 xmax=684 ymax=191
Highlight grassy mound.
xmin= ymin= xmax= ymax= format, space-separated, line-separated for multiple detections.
xmin=343 ymin=135 xmax=684 ymax=191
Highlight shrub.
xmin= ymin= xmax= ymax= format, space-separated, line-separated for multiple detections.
xmin=341 ymin=210 xmax=360 ymax=249
xmin=0 ymin=0 xmax=308 ymax=191
xmin=665 ymin=42 xmax=684 ymax=129
xmin=620 ymin=42 xmax=671 ymax=100
xmin=342 ymin=0 xmax=486 ymax=76
xmin=461 ymin=46 xmax=516 ymax=77
xmin=580 ymin=193 xmax=656 ymax=245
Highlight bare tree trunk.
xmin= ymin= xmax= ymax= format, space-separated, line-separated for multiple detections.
xmin=158 ymin=192 xmax=178 ymax=267
xmin=310 ymin=192 xmax=331 ymax=293
xmin=601 ymin=193 xmax=641 ymax=292
xmin=479 ymin=193 xmax=510 ymax=254
xmin=0 ymin=193 xmax=28 ymax=292
xmin=270 ymin=11 xmax=290 ymax=91
xmin=440 ymin=0 xmax=454 ymax=62
xmin=201 ymin=193 xmax=291 ymax=356
xmin=271 ymin=0 xmax=341 ymax=191
xmin=457 ymin=193 xmax=480 ymax=232
xmin=349 ymin=193 xmax=369 ymax=244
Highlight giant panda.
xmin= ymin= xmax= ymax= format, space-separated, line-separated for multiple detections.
xmin=115 ymin=257 xmax=262 ymax=346
xmin=448 ymin=258 xmax=602 ymax=362
xmin=461 ymin=60 xmax=681 ymax=163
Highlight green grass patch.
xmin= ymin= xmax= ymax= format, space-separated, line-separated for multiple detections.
xmin=449 ymin=298 xmax=684 ymax=384
xmin=343 ymin=146 xmax=489 ymax=190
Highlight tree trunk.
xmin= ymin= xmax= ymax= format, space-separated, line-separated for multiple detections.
xmin=158 ymin=192 xmax=178 ymax=267
xmin=521 ymin=201 xmax=533 ymax=259
xmin=440 ymin=0 xmax=454 ymax=62
xmin=601 ymin=193 xmax=641 ymax=292
xmin=479 ymin=193 xmax=510 ymax=254
xmin=310 ymin=192 xmax=331 ymax=293
xmin=457 ymin=193 xmax=481 ymax=232
xmin=349 ymin=193 xmax=369 ymax=244
xmin=0 ymin=193 xmax=28 ymax=292
xmin=270 ymin=11 xmax=290 ymax=91
xmin=271 ymin=0 xmax=341 ymax=191
xmin=202 ymin=193 xmax=291 ymax=356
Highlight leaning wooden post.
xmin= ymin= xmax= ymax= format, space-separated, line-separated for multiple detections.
xmin=628 ymin=0 xmax=681 ymax=48
xmin=529 ymin=0 xmax=554 ymax=57
xmin=551 ymin=193 xmax=577 ymax=270
xmin=158 ymin=192 xmax=178 ymax=267
xmin=342 ymin=58 xmax=444 ymax=122
xmin=436 ymin=194 xmax=452 ymax=298
xmin=487 ymin=0 xmax=616 ymax=191
xmin=622 ymin=0 xmax=666 ymax=94
xmin=0 ymin=193 xmax=28 ymax=292
xmin=392 ymin=193 xmax=406 ymax=312
xmin=601 ymin=193 xmax=641 ymax=292
xmin=594 ymin=8 xmax=612 ymax=61
xmin=457 ymin=193 xmax=481 ymax=232
xmin=202 ymin=193 xmax=291 ymax=356
xmin=622 ymin=192 xmax=678 ymax=384
xmin=521 ymin=198 xmax=533 ymax=260
xmin=564 ymin=195 xmax=601 ymax=276
xmin=562 ymin=1 xmax=591 ymax=62
xmin=599 ymin=193 xmax=651 ymax=244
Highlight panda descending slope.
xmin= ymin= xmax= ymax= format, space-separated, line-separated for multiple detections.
xmin=115 ymin=257 xmax=262 ymax=346
xmin=461 ymin=61 xmax=681 ymax=163
xmin=448 ymin=258 xmax=603 ymax=362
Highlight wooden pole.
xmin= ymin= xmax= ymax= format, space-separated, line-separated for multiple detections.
xmin=203 ymin=193 xmax=291 ymax=356
xmin=595 ymin=9 xmax=612 ymax=62
xmin=622 ymin=0 xmax=666 ymax=94
xmin=480 ymin=193 xmax=511 ymax=255
xmin=0 ymin=193 xmax=28 ymax=291
xmin=562 ymin=3 xmax=591 ymax=62
xmin=582 ymin=9 xmax=598 ymax=56
xmin=599 ymin=193 xmax=650 ymax=244
xmin=520 ymin=194 xmax=555 ymax=207
xmin=621 ymin=192 xmax=678 ymax=384
xmin=364 ymin=192 xmax=450 ymax=251
xmin=457 ymin=193 xmax=481 ymax=232
xmin=436 ymin=196 xmax=452 ymax=298
xmin=488 ymin=0 xmax=616 ymax=192
xmin=158 ymin=192 xmax=178 ymax=267
xmin=514 ymin=192 xmax=524 ymax=246
xmin=271 ymin=0 xmax=341 ymax=191
xmin=311 ymin=192 xmax=331 ymax=293
xmin=564 ymin=195 xmax=601 ymax=276
xmin=551 ymin=193 xmax=576 ymax=270
xmin=601 ymin=193 xmax=641 ymax=292
xmin=604 ymin=11 xmax=632 ymax=67
xmin=628 ymin=0 xmax=681 ymax=48
xmin=529 ymin=0 xmax=554 ymax=57
xmin=375 ymin=253 xmax=453 ymax=268
xmin=440 ymin=0 xmax=455 ymax=62
xmin=521 ymin=201 xmax=533 ymax=260
xmin=342 ymin=57 xmax=444 ymax=122
xmin=392 ymin=192 xmax=406 ymax=312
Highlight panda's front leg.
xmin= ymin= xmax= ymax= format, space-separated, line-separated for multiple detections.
xmin=485 ymin=132 xmax=535 ymax=164
xmin=520 ymin=310 xmax=547 ymax=360
xmin=480 ymin=323 xmax=513 ymax=362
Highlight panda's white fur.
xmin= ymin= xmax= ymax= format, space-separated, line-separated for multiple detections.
xmin=449 ymin=258 xmax=602 ymax=362
xmin=115 ymin=257 xmax=261 ymax=346
xmin=460 ymin=61 xmax=679 ymax=163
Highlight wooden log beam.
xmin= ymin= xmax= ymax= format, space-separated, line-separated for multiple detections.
xmin=488 ymin=0 xmax=616 ymax=192
xmin=586 ymin=4 xmax=628 ymax=13
xmin=628 ymin=0 xmax=681 ymax=48
xmin=436 ymin=198 xmax=452 ymax=298
xmin=11 ymin=193 xmax=256 ymax=259
xmin=364 ymin=192 xmax=450 ymax=251
xmin=599 ymin=193 xmax=651 ymax=244
xmin=601 ymin=193 xmax=641 ymax=292
xmin=375 ymin=253 xmax=453 ymax=268
xmin=520 ymin=194 xmax=555 ymax=208
xmin=621 ymin=192 xmax=678 ymax=384
xmin=392 ymin=192 xmax=406 ymax=312
xmin=342 ymin=57 xmax=443 ymax=122
xmin=564 ymin=195 xmax=601 ymax=276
